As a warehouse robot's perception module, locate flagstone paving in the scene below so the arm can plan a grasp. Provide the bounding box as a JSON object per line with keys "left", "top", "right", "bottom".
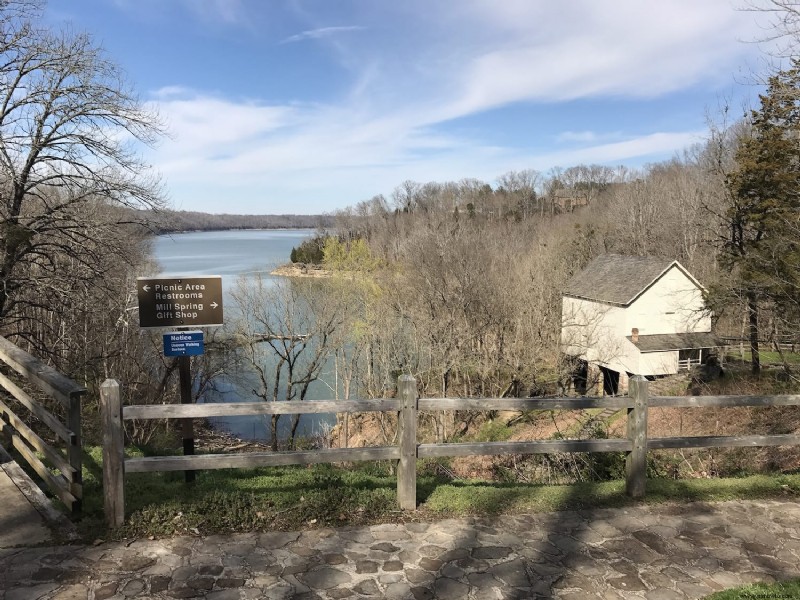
{"left": 0, "top": 468, "right": 51, "bottom": 550}
{"left": 1, "top": 499, "right": 799, "bottom": 599}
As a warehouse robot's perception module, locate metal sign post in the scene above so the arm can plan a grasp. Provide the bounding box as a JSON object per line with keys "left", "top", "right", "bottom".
{"left": 137, "top": 276, "right": 224, "bottom": 484}
{"left": 178, "top": 353, "right": 195, "bottom": 483}
{"left": 163, "top": 329, "right": 205, "bottom": 484}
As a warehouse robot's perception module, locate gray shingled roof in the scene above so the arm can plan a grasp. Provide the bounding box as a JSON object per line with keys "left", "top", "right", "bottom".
{"left": 563, "top": 254, "right": 677, "bottom": 306}
{"left": 626, "top": 332, "right": 722, "bottom": 352}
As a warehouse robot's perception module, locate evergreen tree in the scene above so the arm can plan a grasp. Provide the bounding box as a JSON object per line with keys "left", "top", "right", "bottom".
{"left": 724, "top": 60, "right": 800, "bottom": 374}
{"left": 291, "top": 236, "right": 326, "bottom": 264}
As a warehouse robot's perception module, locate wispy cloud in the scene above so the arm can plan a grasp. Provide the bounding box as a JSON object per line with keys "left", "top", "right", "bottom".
{"left": 148, "top": 87, "right": 299, "bottom": 158}
{"left": 145, "top": 86, "right": 708, "bottom": 213}
{"left": 437, "top": 0, "right": 758, "bottom": 121}
{"left": 556, "top": 131, "right": 601, "bottom": 143}
{"left": 140, "top": 0, "right": 768, "bottom": 212}
{"left": 536, "top": 131, "right": 707, "bottom": 169}
{"left": 280, "top": 26, "right": 366, "bottom": 45}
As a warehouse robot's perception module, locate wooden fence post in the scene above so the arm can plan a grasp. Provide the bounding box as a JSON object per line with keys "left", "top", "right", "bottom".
{"left": 0, "top": 404, "right": 11, "bottom": 452}
{"left": 100, "top": 379, "right": 125, "bottom": 528}
{"left": 626, "top": 375, "right": 648, "bottom": 498}
{"left": 67, "top": 391, "right": 83, "bottom": 515}
{"left": 396, "top": 375, "right": 418, "bottom": 510}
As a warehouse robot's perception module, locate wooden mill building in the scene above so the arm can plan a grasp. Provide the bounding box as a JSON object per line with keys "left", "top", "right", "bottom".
{"left": 561, "top": 254, "right": 721, "bottom": 395}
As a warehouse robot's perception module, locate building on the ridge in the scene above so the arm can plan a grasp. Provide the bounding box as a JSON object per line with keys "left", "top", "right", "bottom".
{"left": 560, "top": 254, "right": 722, "bottom": 395}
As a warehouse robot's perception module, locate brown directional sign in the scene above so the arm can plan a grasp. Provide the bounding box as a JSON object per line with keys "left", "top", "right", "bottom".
{"left": 137, "top": 276, "right": 224, "bottom": 328}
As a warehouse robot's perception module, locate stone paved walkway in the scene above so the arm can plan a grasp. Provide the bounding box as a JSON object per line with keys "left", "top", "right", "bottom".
{"left": 0, "top": 451, "right": 55, "bottom": 550}
{"left": 0, "top": 466, "right": 51, "bottom": 550}
{"left": 0, "top": 499, "right": 799, "bottom": 599}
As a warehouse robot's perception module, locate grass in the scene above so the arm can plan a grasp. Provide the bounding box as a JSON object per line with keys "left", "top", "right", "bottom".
{"left": 422, "top": 472, "right": 800, "bottom": 516}
{"left": 78, "top": 446, "right": 406, "bottom": 540}
{"left": 74, "top": 445, "right": 800, "bottom": 541}
{"left": 726, "top": 350, "right": 800, "bottom": 365}
{"left": 704, "top": 579, "right": 800, "bottom": 599}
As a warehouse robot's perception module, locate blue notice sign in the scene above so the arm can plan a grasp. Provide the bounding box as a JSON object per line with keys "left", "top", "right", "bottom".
{"left": 164, "top": 330, "right": 204, "bottom": 357}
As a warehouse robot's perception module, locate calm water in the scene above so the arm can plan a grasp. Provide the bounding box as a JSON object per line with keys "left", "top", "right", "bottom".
{"left": 154, "top": 229, "right": 315, "bottom": 281}
{"left": 154, "top": 229, "right": 335, "bottom": 441}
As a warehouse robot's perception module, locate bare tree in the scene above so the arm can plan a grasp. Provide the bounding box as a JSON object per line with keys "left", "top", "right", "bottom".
{"left": 496, "top": 169, "right": 541, "bottom": 220}
{"left": 231, "top": 276, "right": 346, "bottom": 450}
{"left": 0, "top": 3, "right": 164, "bottom": 345}
{"left": 745, "top": 0, "right": 800, "bottom": 57}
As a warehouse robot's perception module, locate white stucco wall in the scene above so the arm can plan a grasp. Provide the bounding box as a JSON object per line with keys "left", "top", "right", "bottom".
{"left": 561, "top": 296, "right": 639, "bottom": 374}
{"left": 625, "top": 265, "right": 710, "bottom": 336}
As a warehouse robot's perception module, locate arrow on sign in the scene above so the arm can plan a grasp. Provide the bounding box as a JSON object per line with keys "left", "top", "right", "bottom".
{"left": 142, "top": 284, "right": 151, "bottom": 292}
{"left": 210, "top": 302, "right": 219, "bottom": 309}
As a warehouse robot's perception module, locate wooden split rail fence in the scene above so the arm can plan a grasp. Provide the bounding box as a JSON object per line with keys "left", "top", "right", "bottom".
{"left": 101, "top": 375, "right": 800, "bottom": 527}
{"left": 0, "top": 336, "right": 86, "bottom": 514}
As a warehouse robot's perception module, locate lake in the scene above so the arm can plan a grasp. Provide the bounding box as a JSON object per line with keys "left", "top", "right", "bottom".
{"left": 154, "top": 229, "right": 336, "bottom": 441}
{"left": 154, "top": 228, "right": 315, "bottom": 281}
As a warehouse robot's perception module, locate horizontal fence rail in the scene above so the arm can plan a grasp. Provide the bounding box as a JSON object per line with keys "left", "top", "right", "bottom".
{"left": 648, "top": 434, "right": 800, "bottom": 449}
{"left": 418, "top": 397, "right": 634, "bottom": 411}
{"left": 123, "top": 399, "right": 401, "bottom": 420}
{"left": 0, "top": 336, "right": 86, "bottom": 514}
{"left": 126, "top": 447, "right": 401, "bottom": 473}
{"left": 100, "top": 374, "right": 800, "bottom": 528}
{"left": 650, "top": 395, "right": 800, "bottom": 408}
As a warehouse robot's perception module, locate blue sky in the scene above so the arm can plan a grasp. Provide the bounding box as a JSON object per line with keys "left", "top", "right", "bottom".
{"left": 46, "top": 1, "right": 776, "bottom": 215}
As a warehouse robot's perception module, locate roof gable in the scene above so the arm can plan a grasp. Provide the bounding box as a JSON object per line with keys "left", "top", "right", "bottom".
{"left": 563, "top": 254, "right": 703, "bottom": 306}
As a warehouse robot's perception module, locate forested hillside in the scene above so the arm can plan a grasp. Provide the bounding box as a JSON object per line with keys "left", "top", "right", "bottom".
{"left": 311, "top": 65, "right": 800, "bottom": 405}
{"left": 147, "top": 209, "right": 333, "bottom": 233}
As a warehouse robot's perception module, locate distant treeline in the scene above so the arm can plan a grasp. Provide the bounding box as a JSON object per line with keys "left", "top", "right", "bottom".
{"left": 143, "top": 210, "right": 334, "bottom": 234}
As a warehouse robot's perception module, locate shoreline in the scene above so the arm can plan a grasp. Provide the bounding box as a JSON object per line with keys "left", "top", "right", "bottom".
{"left": 270, "top": 263, "right": 332, "bottom": 278}
{"left": 156, "top": 227, "right": 318, "bottom": 235}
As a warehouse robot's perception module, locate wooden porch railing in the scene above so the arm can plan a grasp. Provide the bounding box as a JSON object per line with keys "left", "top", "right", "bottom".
{"left": 0, "top": 336, "right": 86, "bottom": 514}
{"left": 678, "top": 357, "right": 702, "bottom": 371}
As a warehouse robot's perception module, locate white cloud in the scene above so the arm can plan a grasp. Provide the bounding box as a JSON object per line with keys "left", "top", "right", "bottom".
{"left": 434, "top": 0, "right": 762, "bottom": 120}
{"left": 535, "top": 131, "right": 707, "bottom": 169}
{"left": 149, "top": 88, "right": 298, "bottom": 155}
{"left": 142, "top": 0, "right": 770, "bottom": 212}
{"left": 145, "top": 87, "right": 707, "bottom": 213}
{"left": 280, "top": 26, "right": 366, "bottom": 45}
{"left": 557, "top": 131, "right": 602, "bottom": 143}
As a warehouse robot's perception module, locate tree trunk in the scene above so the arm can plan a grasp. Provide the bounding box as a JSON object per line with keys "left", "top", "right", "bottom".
{"left": 747, "top": 292, "right": 761, "bottom": 375}
{"left": 772, "top": 319, "right": 793, "bottom": 377}
{"left": 289, "top": 414, "right": 301, "bottom": 450}
{"left": 270, "top": 414, "right": 280, "bottom": 451}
